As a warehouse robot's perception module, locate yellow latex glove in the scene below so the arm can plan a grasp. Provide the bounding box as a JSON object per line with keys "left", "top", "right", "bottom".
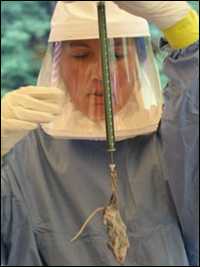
{"left": 114, "top": 1, "right": 199, "bottom": 49}
{"left": 1, "top": 86, "right": 65, "bottom": 157}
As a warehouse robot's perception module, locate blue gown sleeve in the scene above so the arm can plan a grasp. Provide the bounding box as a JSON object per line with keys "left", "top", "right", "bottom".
{"left": 1, "top": 159, "right": 42, "bottom": 266}
{"left": 160, "top": 40, "right": 199, "bottom": 266}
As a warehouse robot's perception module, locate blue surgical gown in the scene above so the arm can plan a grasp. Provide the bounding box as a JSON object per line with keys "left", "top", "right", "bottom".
{"left": 1, "top": 41, "right": 199, "bottom": 266}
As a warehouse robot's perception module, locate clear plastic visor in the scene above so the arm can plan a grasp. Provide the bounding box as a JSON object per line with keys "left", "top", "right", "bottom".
{"left": 39, "top": 37, "right": 163, "bottom": 140}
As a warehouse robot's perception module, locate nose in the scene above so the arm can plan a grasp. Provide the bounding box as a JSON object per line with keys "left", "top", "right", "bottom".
{"left": 92, "top": 56, "right": 103, "bottom": 80}
{"left": 91, "top": 57, "right": 104, "bottom": 94}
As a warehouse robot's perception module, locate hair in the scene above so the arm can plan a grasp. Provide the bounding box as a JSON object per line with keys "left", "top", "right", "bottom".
{"left": 51, "top": 41, "right": 62, "bottom": 86}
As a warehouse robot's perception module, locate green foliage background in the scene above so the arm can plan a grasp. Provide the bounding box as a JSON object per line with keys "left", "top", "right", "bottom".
{"left": 1, "top": 1, "right": 199, "bottom": 97}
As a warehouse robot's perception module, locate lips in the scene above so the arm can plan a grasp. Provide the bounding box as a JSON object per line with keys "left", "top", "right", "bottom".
{"left": 94, "top": 95, "right": 104, "bottom": 105}
{"left": 89, "top": 94, "right": 104, "bottom": 105}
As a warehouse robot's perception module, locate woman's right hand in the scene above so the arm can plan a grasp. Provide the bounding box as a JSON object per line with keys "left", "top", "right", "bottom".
{"left": 1, "top": 86, "right": 65, "bottom": 156}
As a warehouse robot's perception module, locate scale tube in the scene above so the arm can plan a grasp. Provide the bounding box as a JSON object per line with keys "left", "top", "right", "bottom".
{"left": 71, "top": 3, "right": 130, "bottom": 264}
{"left": 97, "top": 1, "right": 116, "bottom": 157}
{"left": 97, "top": 1, "right": 130, "bottom": 264}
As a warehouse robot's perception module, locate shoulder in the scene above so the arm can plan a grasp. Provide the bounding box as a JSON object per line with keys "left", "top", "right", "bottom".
{"left": 1, "top": 128, "right": 43, "bottom": 198}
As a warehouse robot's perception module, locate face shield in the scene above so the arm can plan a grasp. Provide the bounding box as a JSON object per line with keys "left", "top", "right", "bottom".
{"left": 38, "top": 1, "right": 163, "bottom": 141}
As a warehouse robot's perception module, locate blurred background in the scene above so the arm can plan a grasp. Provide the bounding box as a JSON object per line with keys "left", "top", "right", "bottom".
{"left": 1, "top": 1, "right": 199, "bottom": 98}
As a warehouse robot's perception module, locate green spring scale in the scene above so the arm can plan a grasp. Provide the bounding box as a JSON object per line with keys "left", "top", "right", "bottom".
{"left": 71, "top": 2, "right": 130, "bottom": 264}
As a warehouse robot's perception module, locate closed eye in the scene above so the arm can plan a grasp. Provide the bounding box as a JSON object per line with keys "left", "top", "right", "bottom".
{"left": 70, "top": 49, "right": 90, "bottom": 59}
{"left": 72, "top": 53, "right": 90, "bottom": 58}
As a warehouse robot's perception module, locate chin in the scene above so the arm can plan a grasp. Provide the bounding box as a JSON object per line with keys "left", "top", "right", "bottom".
{"left": 88, "top": 114, "right": 105, "bottom": 122}
{"left": 85, "top": 106, "right": 106, "bottom": 122}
